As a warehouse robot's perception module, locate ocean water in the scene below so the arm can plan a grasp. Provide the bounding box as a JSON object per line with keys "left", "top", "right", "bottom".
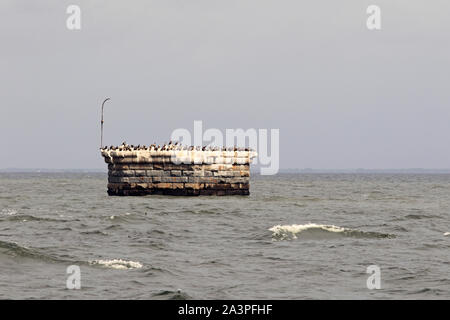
{"left": 0, "top": 172, "right": 449, "bottom": 299}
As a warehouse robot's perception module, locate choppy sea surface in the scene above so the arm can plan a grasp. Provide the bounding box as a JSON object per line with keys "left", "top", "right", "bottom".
{"left": 0, "top": 173, "right": 449, "bottom": 299}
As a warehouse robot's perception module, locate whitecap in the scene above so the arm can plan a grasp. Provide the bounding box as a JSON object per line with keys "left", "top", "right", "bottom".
{"left": 90, "top": 259, "right": 143, "bottom": 270}
{"left": 444, "top": 232, "right": 450, "bottom": 236}
{"left": 1, "top": 209, "right": 17, "bottom": 216}
{"left": 269, "top": 223, "right": 345, "bottom": 240}
{"left": 269, "top": 223, "right": 393, "bottom": 240}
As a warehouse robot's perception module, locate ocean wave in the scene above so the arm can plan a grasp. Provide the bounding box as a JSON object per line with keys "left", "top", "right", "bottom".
{"left": 89, "top": 259, "right": 143, "bottom": 270}
{"left": 184, "top": 209, "right": 220, "bottom": 215}
{"left": 1, "top": 214, "right": 69, "bottom": 223}
{"left": 269, "top": 223, "right": 395, "bottom": 241}
{"left": 405, "top": 214, "right": 440, "bottom": 220}
{"left": 152, "top": 289, "right": 192, "bottom": 300}
{"left": 80, "top": 229, "right": 108, "bottom": 236}
{"left": 444, "top": 232, "right": 450, "bottom": 236}
{"left": 0, "top": 240, "right": 144, "bottom": 271}
{"left": 106, "top": 213, "right": 140, "bottom": 222}
{"left": 0, "top": 239, "right": 68, "bottom": 263}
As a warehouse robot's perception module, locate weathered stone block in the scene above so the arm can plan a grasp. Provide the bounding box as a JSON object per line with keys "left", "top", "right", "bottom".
{"left": 147, "top": 170, "right": 163, "bottom": 176}
{"left": 171, "top": 170, "right": 181, "bottom": 176}
{"left": 240, "top": 170, "right": 250, "bottom": 177}
{"left": 216, "top": 177, "right": 243, "bottom": 184}
{"left": 161, "top": 176, "right": 188, "bottom": 183}
{"left": 136, "top": 183, "right": 149, "bottom": 189}
{"left": 150, "top": 176, "right": 161, "bottom": 182}
{"left": 184, "top": 183, "right": 203, "bottom": 189}
{"left": 215, "top": 183, "right": 231, "bottom": 189}
{"left": 154, "top": 183, "right": 172, "bottom": 189}
{"left": 188, "top": 177, "right": 202, "bottom": 183}
{"left": 128, "top": 177, "right": 151, "bottom": 183}
{"left": 112, "top": 164, "right": 129, "bottom": 170}
{"left": 235, "top": 158, "right": 249, "bottom": 164}
{"left": 109, "top": 176, "right": 129, "bottom": 183}
{"left": 107, "top": 183, "right": 121, "bottom": 189}
{"left": 134, "top": 170, "right": 147, "bottom": 177}
{"left": 214, "top": 171, "right": 239, "bottom": 177}
{"left": 129, "top": 164, "right": 153, "bottom": 170}
{"left": 200, "top": 177, "right": 219, "bottom": 184}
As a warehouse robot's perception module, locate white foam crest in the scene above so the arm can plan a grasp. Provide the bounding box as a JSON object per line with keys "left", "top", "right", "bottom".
{"left": 269, "top": 223, "right": 347, "bottom": 240}
{"left": 90, "top": 259, "right": 143, "bottom": 270}
{"left": 444, "top": 232, "right": 450, "bottom": 236}
{"left": 1, "top": 209, "right": 18, "bottom": 216}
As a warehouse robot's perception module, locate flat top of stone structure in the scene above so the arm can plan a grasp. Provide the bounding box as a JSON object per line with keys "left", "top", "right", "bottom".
{"left": 101, "top": 142, "right": 257, "bottom": 165}
{"left": 101, "top": 148, "right": 257, "bottom": 165}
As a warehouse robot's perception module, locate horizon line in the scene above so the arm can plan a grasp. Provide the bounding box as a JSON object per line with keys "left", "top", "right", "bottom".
{"left": 2, "top": 168, "right": 450, "bottom": 173}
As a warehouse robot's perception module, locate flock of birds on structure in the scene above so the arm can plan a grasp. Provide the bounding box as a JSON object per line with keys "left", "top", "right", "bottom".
{"left": 101, "top": 141, "right": 253, "bottom": 152}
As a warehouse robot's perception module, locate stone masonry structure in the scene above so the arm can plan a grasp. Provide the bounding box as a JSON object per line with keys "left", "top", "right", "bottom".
{"left": 101, "top": 149, "right": 257, "bottom": 196}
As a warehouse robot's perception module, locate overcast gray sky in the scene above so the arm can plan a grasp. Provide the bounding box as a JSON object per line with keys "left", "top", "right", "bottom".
{"left": 1, "top": 0, "right": 449, "bottom": 169}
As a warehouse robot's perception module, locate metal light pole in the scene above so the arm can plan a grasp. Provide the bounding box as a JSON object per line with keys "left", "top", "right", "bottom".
{"left": 100, "top": 98, "right": 110, "bottom": 149}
